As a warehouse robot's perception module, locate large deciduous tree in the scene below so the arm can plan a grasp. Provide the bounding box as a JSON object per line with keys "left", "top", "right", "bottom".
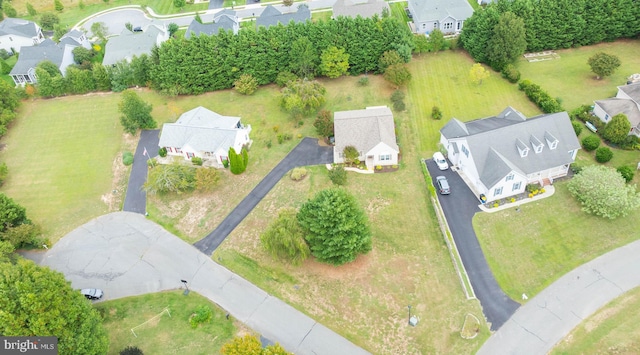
{"left": 319, "top": 46, "right": 350, "bottom": 79}
{"left": 383, "top": 64, "right": 411, "bottom": 88}
{"left": 487, "top": 12, "right": 527, "bottom": 70}
{"left": 0, "top": 193, "right": 29, "bottom": 233}
{"left": 567, "top": 165, "right": 640, "bottom": 219}
{"left": 280, "top": 79, "right": 326, "bottom": 117}
{"left": 297, "top": 188, "right": 372, "bottom": 265}
{"left": 602, "top": 113, "right": 631, "bottom": 144}
{"left": 0, "top": 79, "right": 20, "bottom": 137}
{"left": 428, "top": 29, "right": 446, "bottom": 52}
{"left": 118, "top": 89, "right": 156, "bottom": 134}
{"left": 260, "top": 208, "right": 310, "bottom": 265}
{"left": 588, "top": 52, "right": 621, "bottom": 79}
{"left": 0, "top": 258, "right": 109, "bottom": 354}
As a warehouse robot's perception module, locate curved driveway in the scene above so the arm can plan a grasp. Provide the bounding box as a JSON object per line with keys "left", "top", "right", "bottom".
{"left": 426, "top": 159, "right": 520, "bottom": 330}
{"left": 41, "top": 212, "right": 369, "bottom": 355}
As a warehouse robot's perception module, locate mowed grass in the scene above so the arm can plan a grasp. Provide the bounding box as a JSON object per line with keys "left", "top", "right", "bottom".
{"left": 0, "top": 94, "right": 125, "bottom": 243}
{"left": 473, "top": 182, "right": 640, "bottom": 301}
{"left": 407, "top": 50, "right": 541, "bottom": 154}
{"left": 552, "top": 286, "right": 640, "bottom": 354}
{"left": 516, "top": 39, "right": 640, "bottom": 110}
{"left": 95, "top": 290, "right": 236, "bottom": 355}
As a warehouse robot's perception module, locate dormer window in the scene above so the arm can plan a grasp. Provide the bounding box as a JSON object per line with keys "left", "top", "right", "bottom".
{"left": 544, "top": 131, "right": 558, "bottom": 150}
{"left": 506, "top": 173, "right": 514, "bottom": 181}
{"left": 530, "top": 135, "right": 543, "bottom": 154}
{"left": 516, "top": 139, "right": 529, "bottom": 157}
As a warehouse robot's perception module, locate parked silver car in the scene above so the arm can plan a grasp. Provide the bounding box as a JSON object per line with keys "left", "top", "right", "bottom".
{"left": 436, "top": 176, "right": 450, "bottom": 195}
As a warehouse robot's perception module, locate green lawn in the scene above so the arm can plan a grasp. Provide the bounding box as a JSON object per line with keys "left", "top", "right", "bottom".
{"left": 552, "top": 286, "right": 640, "bottom": 354}
{"left": 406, "top": 51, "right": 541, "bottom": 154}
{"left": 95, "top": 290, "right": 237, "bottom": 355}
{"left": 516, "top": 39, "right": 640, "bottom": 110}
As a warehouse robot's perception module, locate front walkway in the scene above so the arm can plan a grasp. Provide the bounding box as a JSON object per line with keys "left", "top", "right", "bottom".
{"left": 40, "top": 212, "right": 370, "bottom": 355}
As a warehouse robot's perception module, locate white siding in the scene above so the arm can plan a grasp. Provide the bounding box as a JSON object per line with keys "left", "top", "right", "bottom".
{"left": 488, "top": 171, "right": 527, "bottom": 200}
{"left": 593, "top": 103, "right": 610, "bottom": 123}
{"left": 367, "top": 142, "right": 398, "bottom": 168}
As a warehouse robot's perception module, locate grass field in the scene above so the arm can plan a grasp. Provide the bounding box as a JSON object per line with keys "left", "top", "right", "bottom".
{"left": 552, "top": 286, "right": 640, "bottom": 354}
{"left": 95, "top": 290, "right": 237, "bottom": 355}
{"left": 516, "top": 39, "right": 640, "bottom": 110}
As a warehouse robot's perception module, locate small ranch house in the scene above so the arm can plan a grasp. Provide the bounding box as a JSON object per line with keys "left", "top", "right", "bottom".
{"left": 593, "top": 82, "right": 640, "bottom": 137}
{"left": 407, "top": 0, "right": 473, "bottom": 35}
{"left": 0, "top": 18, "right": 44, "bottom": 53}
{"left": 158, "top": 106, "right": 252, "bottom": 167}
{"left": 334, "top": 106, "right": 399, "bottom": 170}
{"left": 440, "top": 107, "right": 580, "bottom": 202}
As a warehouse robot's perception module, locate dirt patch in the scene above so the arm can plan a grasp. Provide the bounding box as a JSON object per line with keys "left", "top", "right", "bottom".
{"left": 584, "top": 294, "right": 633, "bottom": 332}
{"left": 304, "top": 249, "right": 375, "bottom": 281}
{"left": 0, "top": 143, "right": 5, "bottom": 151}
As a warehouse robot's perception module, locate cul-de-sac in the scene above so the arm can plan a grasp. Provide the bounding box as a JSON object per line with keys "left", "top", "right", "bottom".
{"left": 1, "top": 0, "right": 639, "bottom": 353}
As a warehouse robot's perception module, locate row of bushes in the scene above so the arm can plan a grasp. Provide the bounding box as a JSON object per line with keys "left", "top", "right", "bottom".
{"left": 518, "top": 80, "right": 563, "bottom": 113}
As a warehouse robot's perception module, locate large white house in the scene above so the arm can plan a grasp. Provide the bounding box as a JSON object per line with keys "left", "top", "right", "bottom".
{"left": 158, "top": 106, "right": 252, "bottom": 167}
{"left": 0, "top": 18, "right": 44, "bottom": 53}
{"left": 439, "top": 107, "right": 580, "bottom": 202}
{"left": 333, "top": 106, "right": 399, "bottom": 170}
{"left": 593, "top": 82, "right": 640, "bottom": 137}
{"left": 407, "top": 0, "right": 473, "bottom": 35}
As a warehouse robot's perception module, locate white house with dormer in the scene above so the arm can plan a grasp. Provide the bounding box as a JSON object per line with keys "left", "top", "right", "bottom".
{"left": 0, "top": 18, "right": 44, "bottom": 53}
{"left": 593, "top": 82, "right": 640, "bottom": 137}
{"left": 439, "top": 107, "right": 580, "bottom": 202}
{"left": 158, "top": 106, "right": 252, "bottom": 167}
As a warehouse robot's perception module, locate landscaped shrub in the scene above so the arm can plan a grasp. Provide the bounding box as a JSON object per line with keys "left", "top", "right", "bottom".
{"left": 518, "top": 80, "right": 563, "bottom": 113}
{"left": 158, "top": 147, "right": 167, "bottom": 157}
{"left": 314, "top": 110, "right": 334, "bottom": 137}
{"left": 392, "top": 100, "right": 406, "bottom": 111}
{"left": 501, "top": 64, "right": 520, "bottom": 83}
{"left": 571, "top": 120, "right": 583, "bottom": 137}
{"left": 431, "top": 106, "right": 443, "bottom": 120}
{"left": 617, "top": 165, "right": 635, "bottom": 183}
{"left": 570, "top": 105, "right": 594, "bottom": 122}
{"left": 390, "top": 90, "right": 406, "bottom": 112}
{"left": 191, "top": 157, "right": 203, "bottom": 166}
{"left": 357, "top": 76, "right": 369, "bottom": 86}
{"left": 328, "top": 165, "right": 347, "bottom": 185}
{"left": 122, "top": 151, "right": 134, "bottom": 166}
{"left": 189, "top": 305, "right": 212, "bottom": 329}
{"left": 0, "top": 162, "right": 7, "bottom": 187}
{"left": 275, "top": 71, "right": 297, "bottom": 87}
{"left": 222, "top": 158, "right": 229, "bottom": 168}
{"left": 581, "top": 135, "right": 601, "bottom": 151}
{"left": 570, "top": 162, "right": 584, "bottom": 175}
{"left": 595, "top": 147, "right": 613, "bottom": 163}
{"left": 290, "top": 167, "right": 307, "bottom": 181}
{"left": 233, "top": 73, "right": 258, "bottom": 95}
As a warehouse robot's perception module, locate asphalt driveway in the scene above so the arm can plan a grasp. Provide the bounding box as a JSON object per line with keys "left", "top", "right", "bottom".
{"left": 194, "top": 137, "right": 333, "bottom": 255}
{"left": 426, "top": 159, "right": 520, "bottom": 330}
{"left": 123, "top": 129, "right": 159, "bottom": 214}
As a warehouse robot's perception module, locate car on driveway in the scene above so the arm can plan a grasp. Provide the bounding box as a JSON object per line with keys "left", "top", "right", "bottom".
{"left": 80, "top": 288, "right": 103, "bottom": 300}
{"left": 433, "top": 152, "right": 449, "bottom": 170}
{"left": 436, "top": 176, "right": 450, "bottom": 195}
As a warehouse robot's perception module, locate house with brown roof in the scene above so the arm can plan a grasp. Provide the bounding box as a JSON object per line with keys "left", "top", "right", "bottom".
{"left": 593, "top": 82, "right": 640, "bottom": 137}
{"left": 333, "top": 106, "right": 399, "bottom": 170}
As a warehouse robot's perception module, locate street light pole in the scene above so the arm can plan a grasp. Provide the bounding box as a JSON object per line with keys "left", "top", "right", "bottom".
{"left": 181, "top": 279, "right": 189, "bottom": 296}
{"left": 408, "top": 305, "right": 412, "bottom": 325}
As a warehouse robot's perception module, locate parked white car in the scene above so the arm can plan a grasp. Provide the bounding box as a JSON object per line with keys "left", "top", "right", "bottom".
{"left": 433, "top": 152, "right": 449, "bottom": 170}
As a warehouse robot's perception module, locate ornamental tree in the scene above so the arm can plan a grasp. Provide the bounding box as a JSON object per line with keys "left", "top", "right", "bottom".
{"left": 567, "top": 165, "right": 640, "bottom": 219}
{"left": 0, "top": 193, "right": 29, "bottom": 233}
{"left": 297, "top": 188, "right": 372, "bottom": 265}
{"left": 280, "top": 79, "right": 326, "bottom": 117}
{"left": 118, "top": 89, "right": 156, "bottom": 134}
{"left": 588, "top": 52, "right": 621, "bottom": 80}
{"left": 313, "top": 109, "right": 333, "bottom": 137}
{"left": 0, "top": 258, "right": 109, "bottom": 354}
{"left": 469, "top": 63, "right": 489, "bottom": 85}
{"left": 260, "top": 208, "right": 310, "bottom": 265}
{"left": 383, "top": 64, "right": 411, "bottom": 88}
{"left": 320, "top": 46, "right": 350, "bottom": 79}
{"left": 602, "top": 113, "right": 631, "bottom": 144}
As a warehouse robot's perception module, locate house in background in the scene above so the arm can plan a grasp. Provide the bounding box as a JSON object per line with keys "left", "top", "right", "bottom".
{"left": 332, "top": 0, "right": 390, "bottom": 19}
{"left": 0, "top": 18, "right": 44, "bottom": 53}
{"left": 59, "top": 29, "right": 92, "bottom": 49}
{"left": 439, "top": 107, "right": 580, "bottom": 202}
{"left": 333, "top": 106, "right": 399, "bottom": 170}
{"left": 186, "top": 9, "right": 240, "bottom": 38}
{"left": 158, "top": 106, "right": 252, "bottom": 167}
{"left": 407, "top": 0, "right": 473, "bottom": 35}
{"left": 102, "top": 22, "right": 169, "bottom": 66}
{"left": 256, "top": 4, "right": 311, "bottom": 28}
{"left": 9, "top": 39, "right": 76, "bottom": 86}
{"left": 593, "top": 82, "right": 640, "bottom": 137}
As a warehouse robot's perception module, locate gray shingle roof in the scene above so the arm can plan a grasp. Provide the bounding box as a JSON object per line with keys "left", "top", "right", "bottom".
{"left": 102, "top": 24, "right": 167, "bottom": 66}
{"left": 333, "top": 0, "right": 390, "bottom": 19}
{"left": 596, "top": 98, "right": 640, "bottom": 127}
{"left": 256, "top": 4, "right": 311, "bottom": 28}
{"left": 441, "top": 109, "right": 580, "bottom": 189}
{"left": 334, "top": 106, "right": 399, "bottom": 155}
{"left": 9, "top": 39, "right": 66, "bottom": 76}
{"left": 0, "top": 18, "right": 40, "bottom": 38}
{"left": 408, "top": 0, "right": 473, "bottom": 22}
{"left": 158, "top": 107, "right": 243, "bottom": 153}
{"left": 186, "top": 10, "right": 238, "bottom": 38}
{"left": 619, "top": 82, "right": 640, "bottom": 103}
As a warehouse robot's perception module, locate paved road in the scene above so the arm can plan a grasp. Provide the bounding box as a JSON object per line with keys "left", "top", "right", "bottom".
{"left": 194, "top": 137, "right": 333, "bottom": 255}
{"left": 38, "top": 212, "right": 369, "bottom": 355}
{"left": 478, "top": 238, "right": 640, "bottom": 354}
{"left": 426, "top": 159, "right": 520, "bottom": 330}
{"left": 122, "top": 129, "right": 159, "bottom": 214}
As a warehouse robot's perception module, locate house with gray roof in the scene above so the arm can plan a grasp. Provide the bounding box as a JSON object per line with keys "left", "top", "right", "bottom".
{"left": 9, "top": 39, "right": 76, "bottom": 86}
{"left": 0, "top": 18, "right": 44, "bottom": 53}
{"left": 332, "top": 0, "right": 390, "bottom": 19}
{"left": 102, "top": 22, "right": 169, "bottom": 66}
{"left": 186, "top": 9, "right": 239, "bottom": 38}
{"left": 334, "top": 106, "right": 399, "bottom": 170}
{"left": 593, "top": 82, "right": 640, "bottom": 137}
{"left": 256, "top": 4, "right": 311, "bottom": 29}
{"left": 440, "top": 107, "right": 580, "bottom": 202}
{"left": 158, "top": 106, "right": 252, "bottom": 167}
{"left": 407, "top": 0, "right": 474, "bottom": 35}
{"left": 59, "top": 29, "right": 91, "bottom": 49}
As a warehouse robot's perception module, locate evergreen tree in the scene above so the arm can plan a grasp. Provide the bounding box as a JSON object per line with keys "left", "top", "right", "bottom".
{"left": 487, "top": 12, "right": 527, "bottom": 70}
